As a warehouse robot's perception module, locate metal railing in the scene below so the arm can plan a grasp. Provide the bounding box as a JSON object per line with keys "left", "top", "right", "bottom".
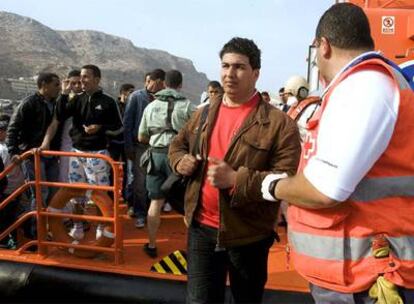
{"left": 0, "top": 148, "right": 126, "bottom": 265}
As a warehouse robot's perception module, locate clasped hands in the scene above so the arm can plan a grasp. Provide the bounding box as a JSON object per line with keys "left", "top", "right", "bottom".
{"left": 176, "top": 154, "right": 236, "bottom": 189}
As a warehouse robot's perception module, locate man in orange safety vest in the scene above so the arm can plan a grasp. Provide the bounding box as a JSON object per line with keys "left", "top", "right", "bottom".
{"left": 262, "top": 3, "right": 414, "bottom": 303}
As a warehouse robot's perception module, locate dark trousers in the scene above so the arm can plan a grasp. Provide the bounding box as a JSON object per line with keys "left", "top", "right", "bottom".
{"left": 108, "top": 142, "right": 128, "bottom": 200}
{"left": 187, "top": 221, "right": 274, "bottom": 304}
{"left": 0, "top": 194, "right": 17, "bottom": 246}
{"left": 125, "top": 143, "right": 149, "bottom": 218}
{"left": 311, "top": 283, "right": 414, "bottom": 304}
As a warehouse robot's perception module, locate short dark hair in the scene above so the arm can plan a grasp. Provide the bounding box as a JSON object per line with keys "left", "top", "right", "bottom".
{"left": 279, "top": 87, "right": 285, "bottom": 94}
{"left": 316, "top": 3, "right": 374, "bottom": 50}
{"left": 120, "top": 83, "right": 135, "bottom": 94}
{"left": 37, "top": 72, "right": 59, "bottom": 89}
{"left": 81, "top": 64, "right": 101, "bottom": 78}
{"left": 165, "top": 70, "right": 182, "bottom": 89}
{"left": 149, "top": 69, "right": 166, "bottom": 81}
{"left": 68, "top": 69, "right": 81, "bottom": 78}
{"left": 219, "top": 37, "right": 261, "bottom": 70}
{"left": 208, "top": 81, "right": 222, "bottom": 89}
{"left": 261, "top": 91, "right": 270, "bottom": 97}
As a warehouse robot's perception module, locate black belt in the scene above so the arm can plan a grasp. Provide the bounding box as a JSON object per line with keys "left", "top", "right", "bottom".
{"left": 151, "top": 146, "right": 169, "bottom": 153}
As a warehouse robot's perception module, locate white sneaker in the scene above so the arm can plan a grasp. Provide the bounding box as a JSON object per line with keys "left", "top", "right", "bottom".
{"left": 96, "top": 224, "right": 105, "bottom": 239}
{"left": 68, "top": 223, "right": 84, "bottom": 240}
{"left": 86, "top": 200, "right": 96, "bottom": 206}
{"left": 62, "top": 199, "right": 76, "bottom": 214}
{"left": 135, "top": 217, "right": 145, "bottom": 228}
{"left": 163, "top": 202, "right": 172, "bottom": 212}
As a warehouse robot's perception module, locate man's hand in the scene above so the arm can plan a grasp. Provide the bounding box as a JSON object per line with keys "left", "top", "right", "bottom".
{"left": 83, "top": 124, "right": 101, "bottom": 135}
{"left": 39, "top": 141, "right": 50, "bottom": 151}
{"left": 207, "top": 157, "right": 236, "bottom": 189}
{"left": 125, "top": 147, "right": 135, "bottom": 161}
{"left": 176, "top": 154, "right": 200, "bottom": 176}
{"left": 11, "top": 155, "right": 22, "bottom": 165}
{"left": 39, "top": 135, "right": 52, "bottom": 151}
{"left": 138, "top": 134, "right": 149, "bottom": 144}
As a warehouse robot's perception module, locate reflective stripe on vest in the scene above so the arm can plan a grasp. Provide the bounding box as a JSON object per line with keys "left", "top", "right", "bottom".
{"left": 351, "top": 176, "right": 414, "bottom": 202}
{"left": 289, "top": 230, "right": 414, "bottom": 261}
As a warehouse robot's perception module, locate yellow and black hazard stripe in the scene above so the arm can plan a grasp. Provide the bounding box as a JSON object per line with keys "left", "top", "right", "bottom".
{"left": 151, "top": 250, "right": 187, "bottom": 275}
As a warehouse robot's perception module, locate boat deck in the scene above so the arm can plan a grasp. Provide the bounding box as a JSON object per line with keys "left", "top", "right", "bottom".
{"left": 0, "top": 212, "right": 309, "bottom": 296}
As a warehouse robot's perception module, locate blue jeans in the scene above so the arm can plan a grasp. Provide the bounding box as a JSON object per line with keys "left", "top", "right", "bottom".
{"left": 21, "top": 156, "right": 58, "bottom": 238}
{"left": 311, "top": 283, "right": 414, "bottom": 304}
{"left": 21, "top": 156, "right": 59, "bottom": 208}
{"left": 187, "top": 221, "right": 274, "bottom": 304}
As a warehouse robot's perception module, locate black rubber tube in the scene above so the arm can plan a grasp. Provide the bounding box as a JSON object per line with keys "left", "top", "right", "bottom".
{"left": 0, "top": 260, "right": 313, "bottom": 303}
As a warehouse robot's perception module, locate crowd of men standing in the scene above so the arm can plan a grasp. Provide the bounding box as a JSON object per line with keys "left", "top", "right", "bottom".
{"left": 0, "top": 64, "right": 196, "bottom": 252}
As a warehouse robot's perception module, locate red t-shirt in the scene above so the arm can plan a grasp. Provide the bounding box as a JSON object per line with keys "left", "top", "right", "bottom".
{"left": 196, "top": 93, "right": 260, "bottom": 228}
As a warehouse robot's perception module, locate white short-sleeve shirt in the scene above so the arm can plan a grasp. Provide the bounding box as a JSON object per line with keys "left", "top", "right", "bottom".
{"left": 304, "top": 57, "right": 399, "bottom": 202}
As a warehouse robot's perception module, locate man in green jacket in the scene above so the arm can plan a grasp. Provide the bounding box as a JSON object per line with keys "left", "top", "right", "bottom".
{"left": 138, "top": 69, "right": 195, "bottom": 258}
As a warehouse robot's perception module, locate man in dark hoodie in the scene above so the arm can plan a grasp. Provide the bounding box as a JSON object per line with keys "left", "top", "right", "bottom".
{"left": 138, "top": 69, "right": 195, "bottom": 258}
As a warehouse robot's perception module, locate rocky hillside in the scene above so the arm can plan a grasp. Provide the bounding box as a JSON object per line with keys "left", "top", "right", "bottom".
{"left": 0, "top": 11, "right": 209, "bottom": 102}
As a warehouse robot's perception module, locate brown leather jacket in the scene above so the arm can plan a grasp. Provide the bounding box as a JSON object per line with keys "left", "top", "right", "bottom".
{"left": 169, "top": 95, "right": 301, "bottom": 248}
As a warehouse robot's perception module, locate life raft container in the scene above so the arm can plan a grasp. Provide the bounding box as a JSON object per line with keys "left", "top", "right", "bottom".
{"left": 47, "top": 188, "right": 114, "bottom": 258}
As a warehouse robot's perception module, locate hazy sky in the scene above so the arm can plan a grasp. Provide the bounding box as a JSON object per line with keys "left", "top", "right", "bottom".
{"left": 0, "top": 0, "right": 333, "bottom": 93}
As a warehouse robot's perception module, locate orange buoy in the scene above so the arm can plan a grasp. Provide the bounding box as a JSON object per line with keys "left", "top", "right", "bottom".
{"left": 47, "top": 188, "right": 114, "bottom": 258}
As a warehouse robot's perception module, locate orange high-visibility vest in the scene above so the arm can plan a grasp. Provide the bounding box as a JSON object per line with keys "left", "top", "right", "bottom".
{"left": 288, "top": 58, "right": 414, "bottom": 293}
{"left": 287, "top": 96, "right": 321, "bottom": 122}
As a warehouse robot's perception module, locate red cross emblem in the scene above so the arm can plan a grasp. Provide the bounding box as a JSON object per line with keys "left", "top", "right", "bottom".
{"left": 303, "top": 134, "right": 316, "bottom": 159}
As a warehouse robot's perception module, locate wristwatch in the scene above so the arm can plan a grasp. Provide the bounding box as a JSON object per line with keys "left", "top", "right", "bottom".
{"left": 268, "top": 178, "right": 282, "bottom": 202}
{"left": 261, "top": 173, "right": 288, "bottom": 202}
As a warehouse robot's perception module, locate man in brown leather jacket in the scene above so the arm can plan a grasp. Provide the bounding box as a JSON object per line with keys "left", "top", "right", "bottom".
{"left": 169, "top": 37, "right": 301, "bottom": 304}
